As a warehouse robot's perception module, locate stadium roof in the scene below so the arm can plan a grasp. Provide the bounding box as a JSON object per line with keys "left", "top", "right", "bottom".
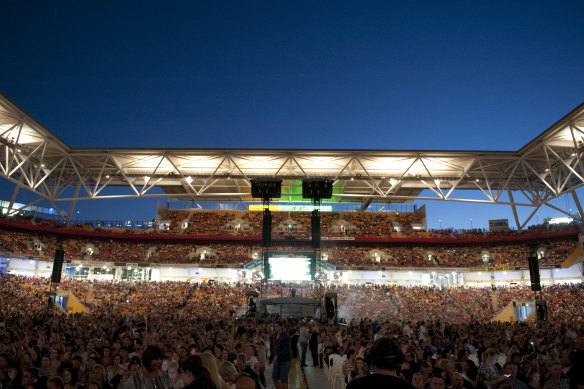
{"left": 1, "top": 92, "right": 584, "bottom": 228}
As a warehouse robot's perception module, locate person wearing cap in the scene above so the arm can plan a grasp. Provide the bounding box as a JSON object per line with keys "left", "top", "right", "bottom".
{"left": 347, "top": 338, "right": 413, "bottom": 389}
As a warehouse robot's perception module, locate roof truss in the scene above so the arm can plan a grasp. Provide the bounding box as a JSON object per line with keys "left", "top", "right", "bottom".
{"left": 1, "top": 92, "right": 584, "bottom": 227}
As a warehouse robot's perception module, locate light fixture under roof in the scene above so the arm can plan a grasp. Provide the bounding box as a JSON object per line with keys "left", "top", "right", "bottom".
{"left": 185, "top": 176, "right": 193, "bottom": 184}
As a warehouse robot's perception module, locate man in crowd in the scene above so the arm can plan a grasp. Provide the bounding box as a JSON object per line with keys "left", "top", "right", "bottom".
{"left": 299, "top": 320, "right": 309, "bottom": 367}
{"left": 269, "top": 322, "right": 291, "bottom": 389}
{"left": 347, "top": 337, "right": 412, "bottom": 389}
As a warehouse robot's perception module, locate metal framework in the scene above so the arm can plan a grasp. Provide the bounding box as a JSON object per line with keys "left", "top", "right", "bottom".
{"left": 1, "top": 92, "right": 584, "bottom": 229}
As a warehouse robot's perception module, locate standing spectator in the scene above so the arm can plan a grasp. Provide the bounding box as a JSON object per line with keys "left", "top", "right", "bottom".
{"left": 298, "top": 321, "right": 309, "bottom": 367}
{"left": 269, "top": 322, "right": 291, "bottom": 389}
{"left": 308, "top": 327, "right": 318, "bottom": 367}
{"left": 479, "top": 348, "right": 504, "bottom": 388}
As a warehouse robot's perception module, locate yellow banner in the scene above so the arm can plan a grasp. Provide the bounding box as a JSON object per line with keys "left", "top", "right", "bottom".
{"left": 469, "top": 267, "right": 515, "bottom": 272}
{"left": 249, "top": 204, "right": 279, "bottom": 211}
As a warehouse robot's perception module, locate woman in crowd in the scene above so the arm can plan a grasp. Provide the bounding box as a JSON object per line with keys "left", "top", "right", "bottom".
{"left": 101, "top": 347, "right": 113, "bottom": 369}
{"left": 63, "top": 368, "right": 80, "bottom": 389}
{"left": 526, "top": 368, "right": 541, "bottom": 389}
{"left": 179, "top": 355, "right": 217, "bottom": 389}
{"left": 123, "top": 346, "right": 171, "bottom": 389}
{"left": 349, "top": 357, "right": 368, "bottom": 383}
{"left": 198, "top": 351, "right": 229, "bottom": 389}
{"left": 166, "top": 360, "right": 182, "bottom": 389}
{"left": 106, "top": 354, "right": 123, "bottom": 382}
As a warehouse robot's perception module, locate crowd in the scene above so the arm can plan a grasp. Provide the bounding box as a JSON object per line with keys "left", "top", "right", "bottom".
{"left": 0, "top": 276, "right": 583, "bottom": 389}
{"left": 0, "top": 225, "right": 578, "bottom": 269}
{"left": 3, "top": 210, "right": 579, "bottom": 241}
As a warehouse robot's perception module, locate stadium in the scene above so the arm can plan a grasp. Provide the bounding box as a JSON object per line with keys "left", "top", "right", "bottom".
{"left": 1, "top": 89, "right": 584, "bottom": 389}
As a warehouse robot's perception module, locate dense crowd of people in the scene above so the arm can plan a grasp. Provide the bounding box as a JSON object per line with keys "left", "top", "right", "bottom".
{"left": 0, "top": 276, "right": 583, "bottom": 389}
{"left": 0, "top": 223, "right": 579, "bottom": 269}
{"left": 3, "top": 210, "right": 578, "bottom": 239}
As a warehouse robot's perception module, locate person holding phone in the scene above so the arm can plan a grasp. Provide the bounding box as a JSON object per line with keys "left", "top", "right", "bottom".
{"left": 503, "top": 362, "right": 528, "bottom": 389}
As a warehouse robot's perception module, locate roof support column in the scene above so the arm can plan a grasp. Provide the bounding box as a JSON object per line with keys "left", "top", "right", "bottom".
{"left": 507, "top": 189, "right": 522, "bottom": 231}
{"left": 66, "top": 184, "right": 81, "bottom": 224}
{"left": 571, "top": 191, "right": 584, "bottom": 221}
{"left": 7, "top": 185, "right": 20, "bottom": 215}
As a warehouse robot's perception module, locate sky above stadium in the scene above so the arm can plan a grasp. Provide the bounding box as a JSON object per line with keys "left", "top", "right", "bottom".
{"left": 1, "top": 1, "right": 584, "bottom": 229}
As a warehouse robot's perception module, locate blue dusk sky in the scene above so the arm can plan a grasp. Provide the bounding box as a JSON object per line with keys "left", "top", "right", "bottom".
{"left": 1, "top": 1, "right": 583, "bottom": 229}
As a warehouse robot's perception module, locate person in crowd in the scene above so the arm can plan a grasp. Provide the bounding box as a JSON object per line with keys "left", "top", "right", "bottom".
{"left": 269, "top": 322, "right": 291, "bottom": 389}
{"left": 479, "top": 348, "right": 506, "bottom": 388}
{"left": 62, "top": 368, "right": 79, "bottom": 389}
{"left": 412, "top": 372, "right": 425, "bottom": 389}
{"left": 349, "top": 357, "right": 368, "bottom": 383}
{"left": 217, "top": 361, "right": 238, "bottom": 389}
{"left": 526, "top": 368, "right": 541, "bottom": 389}
{"left": 342, "top": 349, "right": 356, "bottom": 384}
{"left": 430, "top": 374, "right": 447, "bottom": 389}
{"left": 347, "top": 338, "right": 412, "bottom": 389}
{"left": 298, "top": 321, "right": 309, "bottom": 367}
{"left": 179, "top": 355, "right": 217, "bottom": 389}
{"left": 166, "top": 361, "right": 181, "bottom": 389}
{"left": 234, "top": 374, "right": 255, "bottom": 389}
{"left": 308, "top": 326, "right": 319, "bottom": 367}
{"left": 124, "top": 346, "right": 170, "bottom": 389}
{"left": 543, "top": 362, "right": 570, "bottom": 389}
{"left": 47, "top": 377, "right": 64, "bottom": 389}
{"left": 198, "top": 351, "right": 229, "bottom": 389}
{"left": 90, "top": 364, "right": 110, "bottom": 389}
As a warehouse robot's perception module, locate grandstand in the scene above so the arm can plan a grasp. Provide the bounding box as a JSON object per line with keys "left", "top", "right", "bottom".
{"left": 0, "top": 92, "right": 583, "bottom": 287}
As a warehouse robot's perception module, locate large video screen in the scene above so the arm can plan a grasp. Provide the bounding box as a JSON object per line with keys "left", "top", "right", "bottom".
{"left": 268, "top": 256, "right": 312, "bottom": 281}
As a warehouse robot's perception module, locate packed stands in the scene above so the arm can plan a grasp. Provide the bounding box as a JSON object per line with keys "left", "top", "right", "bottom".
{"left": 0, "top": 214, "right": 579, "bottom": 268}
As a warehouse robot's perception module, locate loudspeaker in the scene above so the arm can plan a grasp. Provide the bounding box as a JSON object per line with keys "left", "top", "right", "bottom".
{"left": 51, "top": 248, "right": 65, "bottom": 283}
{"left": 251, "top": 180, "right": 282, "bottom": 200}
{"left": 311, "top": 211, "right": 321, "bottom": 249}
{"left": 262, "top": 209, "right": 272, "bottom": 247}
{"left": 324, "top": 292, "right": 337, "bottom": 319}
{"left": 325, "top": 296, "right": 335, "bottom": 318}
{"left": 528, "top": 256, "right": 541, "bottom": 291}
{"left": 302, "top": 179, "right": 334, "bottom": 200}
